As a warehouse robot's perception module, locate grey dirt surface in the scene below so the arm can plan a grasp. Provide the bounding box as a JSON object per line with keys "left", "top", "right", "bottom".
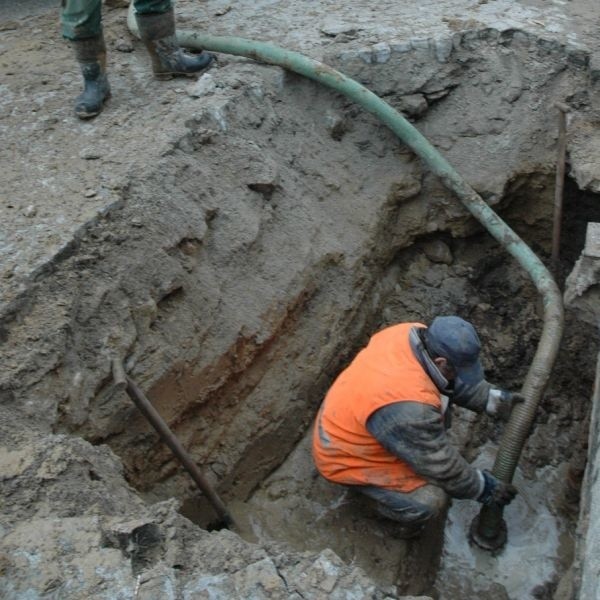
{"left": 1, "top": 0, "right": 600, "bottom": 309}
{"left": 1, "top": 0, "right": 600, "bottom": 599}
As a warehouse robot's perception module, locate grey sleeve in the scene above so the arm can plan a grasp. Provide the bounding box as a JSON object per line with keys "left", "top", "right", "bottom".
{"left": 366, "top": 401, "right": 484, "bottom": 499}
{"left": 452, "top": 379, "right": 492, "bottom": 413}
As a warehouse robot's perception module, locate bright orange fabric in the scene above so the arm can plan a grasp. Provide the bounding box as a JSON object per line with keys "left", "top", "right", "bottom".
{"left": 312, "top": 323, "right": 441, "bottom": 492}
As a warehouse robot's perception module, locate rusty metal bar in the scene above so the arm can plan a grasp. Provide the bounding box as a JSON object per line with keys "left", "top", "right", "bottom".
{"left": 552, "top": 101, "right": 569, "bottom": 275}
{"left": 111, "top": 358, "right": 127, "bottom": 390}
{"left": 111, "top": 359, "right": 235, "bottom": 529}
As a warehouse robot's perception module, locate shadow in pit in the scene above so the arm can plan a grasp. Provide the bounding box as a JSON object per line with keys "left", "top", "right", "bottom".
{"left": 218, "top": 427, "right": 446, "bottom": 596}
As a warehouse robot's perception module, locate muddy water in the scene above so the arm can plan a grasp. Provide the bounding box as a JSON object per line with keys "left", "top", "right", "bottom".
{"left": 229, "top": 433, "right": 574, "bottom": 598}
{"left": 434, "top": 445, "right": 573, "bottom": 599}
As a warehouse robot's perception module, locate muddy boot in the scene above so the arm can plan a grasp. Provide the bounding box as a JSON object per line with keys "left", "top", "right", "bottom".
{"left": 135, "top": 7, "right": 215, "bottom": 80}
{"left": 72, "top": 35, "right": 111, "bottom": 119}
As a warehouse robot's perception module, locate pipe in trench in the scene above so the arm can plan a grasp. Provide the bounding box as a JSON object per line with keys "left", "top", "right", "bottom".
{"left": 111, "top": 358, "right": 236, "bottom": 530}
{"left": 551, "top": 102, "right": 569, "bottom": 278}
{"left": 127, "top": 6, "right": 564, "bottom": 549}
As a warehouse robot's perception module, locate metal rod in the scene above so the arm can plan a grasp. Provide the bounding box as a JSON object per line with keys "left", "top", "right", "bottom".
{"left": 111, "top": 360, "right": 235, "bottom": 529}
{"left": 111, "top": 358, "right": 127, "bottom": 390}
{"left": 551, "top": 102, "right": 569, "bottom": 275}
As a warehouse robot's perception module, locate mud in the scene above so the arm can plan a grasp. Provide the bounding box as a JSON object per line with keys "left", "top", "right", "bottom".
{"left": 435, "top": 448, "right": 576, "bottom": 599}
{"left": 2, "top": 0, "right": 600, "bottom": 598}
{"left": 225, "top": 184, "right": 598, "bottom": 598}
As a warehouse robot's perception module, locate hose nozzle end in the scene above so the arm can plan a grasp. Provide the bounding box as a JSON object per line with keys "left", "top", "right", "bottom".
{"left": 469, "top": 513, "right": 507, "bottom": 552}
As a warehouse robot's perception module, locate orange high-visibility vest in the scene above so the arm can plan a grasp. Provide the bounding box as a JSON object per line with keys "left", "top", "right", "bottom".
{"left": 312, "top": 322, "right": 441, "bottom": 492}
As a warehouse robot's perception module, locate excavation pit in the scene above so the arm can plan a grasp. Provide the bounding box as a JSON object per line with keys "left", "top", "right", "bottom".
{"left": 2, "top": 3, "right": 600, "bottom": 598}
{"left": 110, "top": 175, "right": 599, "bottom": 598}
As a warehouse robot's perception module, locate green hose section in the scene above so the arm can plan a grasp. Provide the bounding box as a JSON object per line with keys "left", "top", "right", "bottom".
{"left": 128, "top": 5, "right": 564, "bottom": 544}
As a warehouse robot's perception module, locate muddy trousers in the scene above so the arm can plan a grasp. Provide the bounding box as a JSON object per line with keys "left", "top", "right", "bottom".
{"left": 358, "top": 483, "right": 447, "bottom": 526}
{"left": 61, "top": 0, "right": 172, "bottom": 40}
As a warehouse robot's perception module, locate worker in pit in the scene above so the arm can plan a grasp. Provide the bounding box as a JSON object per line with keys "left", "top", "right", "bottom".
{"left": 312, "top": 316, "right": 523, "bottom": 537}
{"left": 60, "top": 0, "right": 214, "bottom": 119}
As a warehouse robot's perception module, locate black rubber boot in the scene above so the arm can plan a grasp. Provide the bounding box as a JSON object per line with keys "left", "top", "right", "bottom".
{"left": 135, "top": 7, "right": 215, "bottom": 80}
{"left": 72, "top": 35, "right": 111, "bottom": 119}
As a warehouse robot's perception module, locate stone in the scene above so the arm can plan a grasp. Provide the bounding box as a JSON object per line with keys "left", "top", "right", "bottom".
{"left": 434, "top": 36, "right": 453, "bottom": 62}
{"left": 372, "top": 42, "right": 391, "bottom": 64}
{"left": 23, "top": 204, "right": 37, "bottom": 217}
{"left": 357, "top": 48, "right": 373, "bottom": 64}
{"left": 0, "top": 21, "right": 19, "bottom": 32}
{"left": 188, "top": 74, "right": 217, "bottom": 98}
{"left": 80, "top": 149, "right": 102, "bottom": 160}
{"left": 324, "top": 111, "right": 348, "bottom": 140}
{"left": 114, "top": 38, "right": 134, "bottom": 53}
{"left": 579, "top": 351, "right": 600, "bottom": 599}
{"left": 215, "top": 5, "right": 232, "bottom": 16}
{"left": 390, "top": 40, "right": 412, "bottom": 53}
{"left": 397, "top": 94, "right": 428, "bottom": 118}
{"left": 502, "top": 85, "right": 523, "bottom": 103}
{"left": 0, "top": 447, "right": 35, "bottom": 479}
{"left": 411, "top": 37, "right": 430, "bottom": 51}
{"left": 423, "top": 239, "right": 453, "bottom": 264}
{"left": 584, "top": 222, "right": 600, "bottom": 258}
{"left": 320, "top": 21, "right": 358, "bottom": 38}
{"left": 337, "top": 49, "right": 362, "bottom": 62}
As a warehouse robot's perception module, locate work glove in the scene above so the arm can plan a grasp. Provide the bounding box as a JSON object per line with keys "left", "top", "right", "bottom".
{"left": 485, "top": 388, "right": 525, "bottom": 421}
{"left": 478, "top": 470, "right": 518, "bottom": 507}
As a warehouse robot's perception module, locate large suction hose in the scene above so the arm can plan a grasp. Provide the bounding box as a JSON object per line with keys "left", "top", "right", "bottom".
{"left": 128, "top": 6, "right": 564, "bottom": 548}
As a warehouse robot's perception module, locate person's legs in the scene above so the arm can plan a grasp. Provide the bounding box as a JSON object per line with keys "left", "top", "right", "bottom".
{"left": 133, "top": 0, "right": 214, "bottom": 79}
{"left": 133, "top": 0, "right": 172, "bottom": 14}
{"left": 358, "top": 484, "right": 447, "bottom": 537}
{"left": 61, "top": 0, "right": 110, "bottom": 119}
{"left": 61, "top": 0, "right": 102, "bottom": 40}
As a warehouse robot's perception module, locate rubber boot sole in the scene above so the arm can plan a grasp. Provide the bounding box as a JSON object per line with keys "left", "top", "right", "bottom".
{"left": 75, "top": 91, "right": 112, "bottom": 120}
{"left": 153, "top": 69, "right": 210, "bottom": 81}
{"left": 152, "top": 53, "right": 216, "bottom": 80}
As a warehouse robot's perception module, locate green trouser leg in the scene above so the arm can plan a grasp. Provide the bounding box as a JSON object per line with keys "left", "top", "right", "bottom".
{"left": 61, "top": 0, "right": 172, "bottom": 40}
{"left": 61, "top": 0, "right": 102, "bottom": 40}
{"left": 134, "top": 0, "right": 172, "bottom": 15}
{"left": 135, "top": 5, "right": 215, "bottom": 78}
